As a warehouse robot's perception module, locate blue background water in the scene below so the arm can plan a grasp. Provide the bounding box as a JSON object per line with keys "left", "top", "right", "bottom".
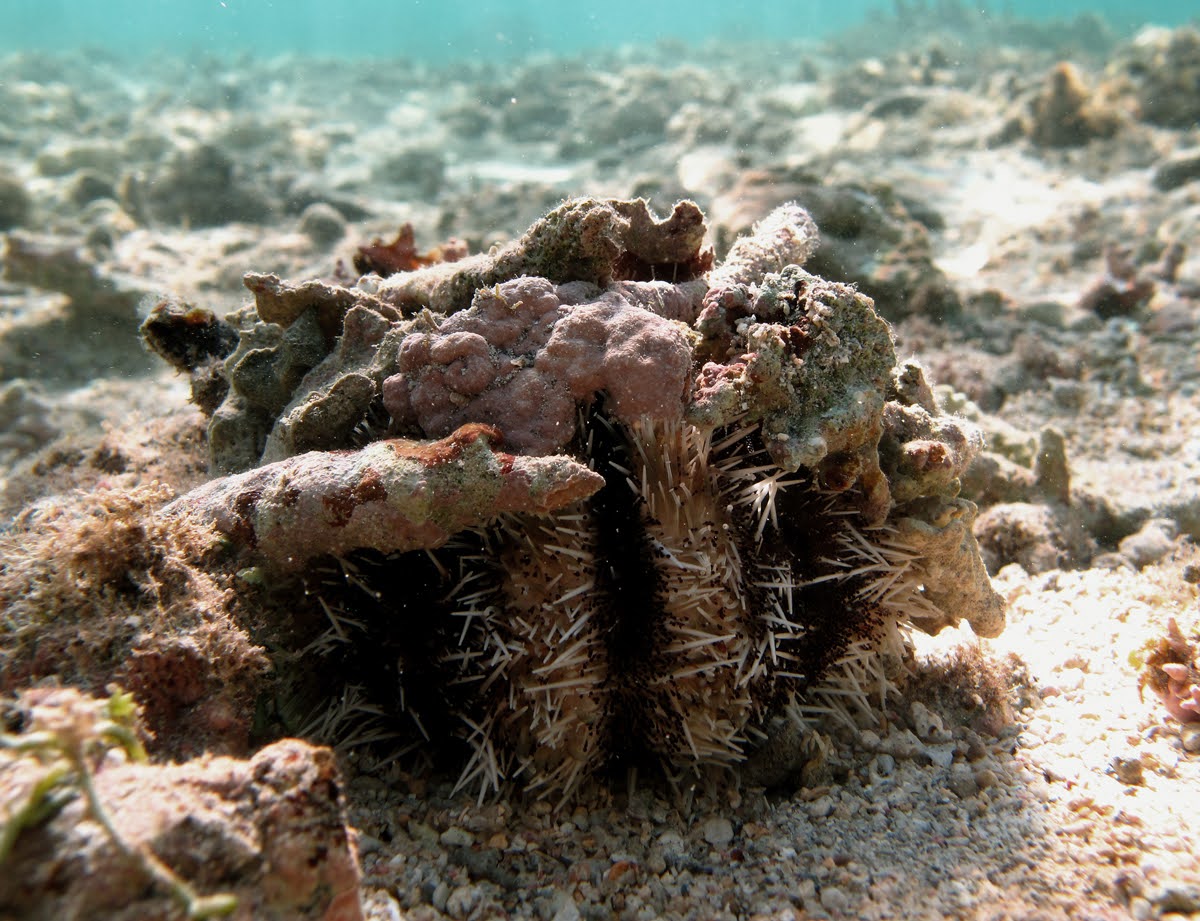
{"left": 2, "top": 1, "right": 1197, "bottom": 60}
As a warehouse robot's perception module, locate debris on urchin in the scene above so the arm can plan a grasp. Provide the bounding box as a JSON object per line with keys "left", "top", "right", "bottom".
{"left": 156, "top": 196, "right": 1005, "bottom": 803}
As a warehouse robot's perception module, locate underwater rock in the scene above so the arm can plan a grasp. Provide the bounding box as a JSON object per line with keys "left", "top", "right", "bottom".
{"left": 371, "top": 143, "right": 446, "bottom": 198}
{"left": 163, "top": 423, "right": 605, "bottom": 570}
{"left": 0, "top": 380, "right": 59, "bottom": 462}
{"left": 0, "top": 171, "right": 32, "bottom": 229}
{"left": 66, "top": 169, "right": 116, "bottom": 208}
{"left": 1026, "top": 62, "right": 1120, "bottom": 148}
{"left": 0, "top": 723, "right": 363, "bottom": 921}
{"left": 118, "top": 142, "right": 273, "bottom": 227}
{"left": 152, "top": 197, "right": 1003, "bottom": 801}
{"left": 0, "top": 481, "right": 270, "bottom": 757}
{"left": 1, "top": 232, "right": 158, "bottom": 380}
{"left": 1153, "top": 148, "right": 1200, "bottom": 193}
{"left": 297, "top": 201, "right": 349, "bottom": 247}
{"left": 1127, "top": 27, "right": 1200, "bottom": 129}
{"left": 972, "top": 500, "right": 1098, "bottom": 574}
{"left": 377, "top": 196, "right": 712, "bottom": 314}
{"left": 2, "top": 232, "right": 148, "bottom": 320}
{"left": 710, "top": 173, "right": 961, "bottom": 322}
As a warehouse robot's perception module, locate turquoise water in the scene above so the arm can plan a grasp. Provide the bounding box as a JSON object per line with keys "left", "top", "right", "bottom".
{"left": 3, "top": 1, "right": 1196, "bottom": 60}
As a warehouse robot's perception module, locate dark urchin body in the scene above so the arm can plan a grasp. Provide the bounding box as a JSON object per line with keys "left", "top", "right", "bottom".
{"left": 300, "top": 400, "right": 912, "bottom": 803}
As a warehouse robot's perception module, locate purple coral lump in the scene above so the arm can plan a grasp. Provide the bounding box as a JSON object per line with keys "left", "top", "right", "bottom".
{"left": 383, "top": 275, "right": 698, "bottom": 455}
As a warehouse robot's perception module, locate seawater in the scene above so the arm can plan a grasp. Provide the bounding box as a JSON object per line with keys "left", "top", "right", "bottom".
{"left": 2, "top": 0, "right": 1197, "bottom": 61}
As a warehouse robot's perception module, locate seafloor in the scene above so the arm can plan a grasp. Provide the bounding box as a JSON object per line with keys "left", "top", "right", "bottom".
{"left": 2, "top": 9, "right": 1200, "bottom": 921}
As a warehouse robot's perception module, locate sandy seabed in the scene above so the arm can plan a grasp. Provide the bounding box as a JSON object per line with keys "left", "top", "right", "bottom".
{"left": 2, "top": 10, "right": 1200, "bottom": 920}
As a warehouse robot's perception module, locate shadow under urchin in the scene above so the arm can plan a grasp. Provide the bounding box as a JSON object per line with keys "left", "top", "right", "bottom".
{"left": 295, "top": 395, "right": 894, "bottom": 802}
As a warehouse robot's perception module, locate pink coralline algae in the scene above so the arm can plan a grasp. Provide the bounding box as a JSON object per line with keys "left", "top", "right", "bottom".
{"left": 148, "top": 197, "right": 1005, "bottom": 801}
{"left": 382, "top": 277, "right": 699, "bottom": 455}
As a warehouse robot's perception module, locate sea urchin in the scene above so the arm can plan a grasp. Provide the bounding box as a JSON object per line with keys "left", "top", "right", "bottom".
{"left": 157, "top": 197, "right": 1005, "bottom": 802}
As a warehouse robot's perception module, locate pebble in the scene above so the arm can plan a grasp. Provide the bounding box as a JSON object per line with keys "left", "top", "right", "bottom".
{"left": 701, "top": 816, "right": 734, "bottom": 847}
{"left": 298, "top": 201, "right": 347, "bottom": 247}
{"left": 886, "top": 729, "right": 924, "bottom": 760}
{"left": 548, "top": 888, "right": 582, "bottom": 921}
{"left": 922, "top": 743, "right": 956, "bottom": 769}
{"left": 819, "top": 885, "right": 851, "bottom": 914}
{"left": 1152, "top": 884, "right": 1200, "bottom": 914}
{"left": 408, "top": 820, "right": 439, "bottom": 847}
{"left": 948, "top": 765, "right": 980, "bottom": 799}
{"left": 1181, "top": 725, "right": 1200, "bottom": 754}
{"left": 440, "top": 826, "right": 474, "bottom": 847}
{"left": 445, "top": 885, "right": 480, "bottom": 919}
{"left": 911, "top": 701, "right": 948, "bottom": 741}
{"left": 1110, "top": 755, "right": 1145, "bottom": 786}
{"left": 656, "top": 829, "right": 687, "bottom": 859}
{"left": 1130, "top": 896, "right": 1155, "bottom": 920}
{"left": 1118, "top": 518, "right": 1176, "bottom": 569}
{"left": 0, "top": 172, "right": 31, "bottom": 229}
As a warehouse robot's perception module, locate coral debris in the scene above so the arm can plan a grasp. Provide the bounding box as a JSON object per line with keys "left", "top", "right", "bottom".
{"left": 352, "top": 223, "right": 467, "bottom": 278}
{"left": 151, "top": 197, "right": 1004, "bottom": 801}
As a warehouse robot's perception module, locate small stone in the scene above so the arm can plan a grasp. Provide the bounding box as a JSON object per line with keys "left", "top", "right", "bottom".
{"left": 871, "top": 753, "right": 895, "bottom": 777}
{"left": 298, "top": 201, "right": 347, "bottom": 247}
{"left": 69, "top": 169, "right": 115, "bottom": 207}
{"left": 948, "top": 764, "right": 980, "bottom": 799}
{"left": 887, "top": 729, "right": 924, "bottom": 760}
{"left": 701, "top": 816, "right": 734, "bottom": 847}
{"left": 1153, "top": 147, "right": 1200, "bottom": 191}
{"left": 911, "top": 701, "right": 946, "bottom": 740}
{"left": 1153, "top": 885, "right": 1200, "bottom": 914}
{"left": 657, "top": 829, "right": 687, "bottom": 860}
{"left": 1111, "top": 755, "right": 1145, "bottom": 786}
{"left": 445, "top": 885, "right": 480, "bottom": 919}
{"left": 644, "top": 849, "right": 667, "bottom": 875}
{"left": 549, "top": 888, "right": 582, "bottom": 921}
{"left": 819, "top": 885, "right": 851, "bottom": 914}
{"left": 1118, "top": 518, "right": 1177, "bottom": 569}
{"left": 807, "top": 796, "right": 835, "bottom": 819}
{"left": 0, "top": 172, "right": 31, "bottom": 229}
{"left": 922, "top": 743, "right": 956, "bottom": 769}
{"left": 439, "top": 826, "right": 475, "bottom": 847}
{"left": 408, "top": 821, "right": 439, "bottom": 847}
{"left": 431, "top": 881, "right": 450, "bottom": 912}
{"left": 974, "top": 767, "right": 998, "bottom": 790}
{"left": 1181, "top": 725, "right": 1200, "bottom": 754}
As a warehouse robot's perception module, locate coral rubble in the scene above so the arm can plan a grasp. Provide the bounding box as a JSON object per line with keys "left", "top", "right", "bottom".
{"left": 0, "top": 690, "right": 362, "bottom": 921}
{"left": 144, "top": 197, "right": 1003, "bottom": 801}
{"left": 1027, "top": 62, "right": 1120, "bottom": 149}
